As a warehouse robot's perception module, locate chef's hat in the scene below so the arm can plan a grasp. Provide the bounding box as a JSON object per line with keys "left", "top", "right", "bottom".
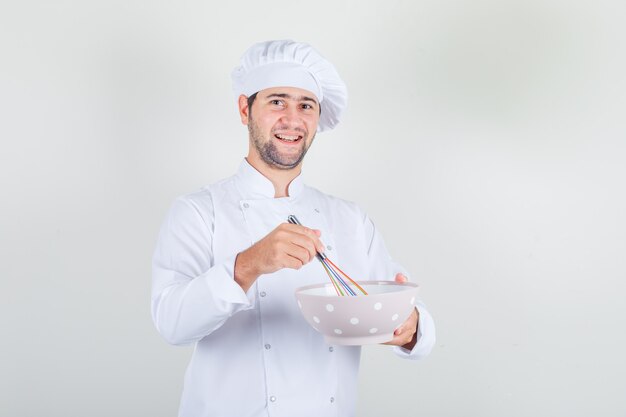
{"left": 231, "top": 40, "right": 348, "bottom": 132}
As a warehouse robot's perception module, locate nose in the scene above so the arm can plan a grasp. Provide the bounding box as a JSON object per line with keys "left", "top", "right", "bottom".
{"left": 279, "top": 106, "right": 304, "bottom": 129}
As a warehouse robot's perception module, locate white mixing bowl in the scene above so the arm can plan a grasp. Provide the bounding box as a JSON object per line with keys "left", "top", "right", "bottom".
{"left": 295, "top": 281, "right": 419, "bottom": 345}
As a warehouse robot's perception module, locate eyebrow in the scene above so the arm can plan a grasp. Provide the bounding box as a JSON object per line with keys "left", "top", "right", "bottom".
{"left": 265, "top": 93, "right": 318, "bottom": 105}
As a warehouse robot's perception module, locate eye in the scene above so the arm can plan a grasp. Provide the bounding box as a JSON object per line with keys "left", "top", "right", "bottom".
{"left": 301, "top": 103, "right": 314, "bottom": 110}
{"left": 270, "top": 99, "right": 284, "bottom": 106}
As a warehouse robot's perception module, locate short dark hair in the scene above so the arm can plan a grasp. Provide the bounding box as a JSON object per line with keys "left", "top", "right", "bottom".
{"left": 246, "top": 92, "right": 322, "bottom": 118}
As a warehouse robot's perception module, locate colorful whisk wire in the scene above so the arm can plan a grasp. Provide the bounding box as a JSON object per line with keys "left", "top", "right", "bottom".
{"left": 287, "top": 215, "right": 368, "bottom": 296}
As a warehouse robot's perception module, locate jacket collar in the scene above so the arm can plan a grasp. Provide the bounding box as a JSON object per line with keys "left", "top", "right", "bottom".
{"left": 235, "top": 158, "right": 304, "bottom": 200}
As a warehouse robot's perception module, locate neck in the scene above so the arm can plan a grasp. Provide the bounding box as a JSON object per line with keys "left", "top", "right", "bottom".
{"left": 245, "top": 156, "right": 301, "bottom": 198}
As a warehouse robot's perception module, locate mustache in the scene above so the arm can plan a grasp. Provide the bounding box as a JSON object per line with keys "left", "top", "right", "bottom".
{"left": 271, "top": 126, "right": 307, "bottom": 135}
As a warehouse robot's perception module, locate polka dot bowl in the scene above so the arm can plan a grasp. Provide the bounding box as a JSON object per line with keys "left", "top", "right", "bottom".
{"left": 294, "top": 281, "right": 419, "bottom": 345}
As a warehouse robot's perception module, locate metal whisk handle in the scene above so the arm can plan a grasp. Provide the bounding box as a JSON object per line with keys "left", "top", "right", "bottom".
{"left": 287, "top": 215, "right": 327, "bottom": 261}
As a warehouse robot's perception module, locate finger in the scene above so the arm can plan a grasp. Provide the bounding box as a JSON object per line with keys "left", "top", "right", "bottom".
{"left": 393, "top": 329, "right": 415, "bottom": 345}
{"left": 299, "top": 228, "right": 325, "bottom": 254}
{"left": 283, "top": 242, "right": 314, "bottom": 265}
{"left": 382, "top": 321, "right": 416, "bottom": 346}
{"left": 286, "top": 229, "right": 324, "bottom": 257}
{"left": 287, "top": 224, "right": 325, "bottom": 253}
{"left": 394, "top": 310, "right": 417, "bottom": 335}
{"left": 282, "top": 223, "right": 317, "bottom": 237}
{"left": 286, "top": 234, "right": 320, "bottom": 262}
{"left": 313, "top": 236, "right": 325, "bottom": 254}
{"left": 382, "top": 333, "right": 407, "bottom": 346}
{"left": 281, "top": 254, "right": 306, "bottom": 270}
{"left": 395, "top": 273, "right": 407, "bottom": 283}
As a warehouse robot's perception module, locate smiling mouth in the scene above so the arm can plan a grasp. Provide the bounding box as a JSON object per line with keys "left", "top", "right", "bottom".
{"left": 274, "top": 133, "right": 303, "bottom": 143}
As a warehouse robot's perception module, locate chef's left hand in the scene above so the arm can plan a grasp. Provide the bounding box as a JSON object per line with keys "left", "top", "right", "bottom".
{"left": 382, "top": 273, "right": 419, "bottom": 350}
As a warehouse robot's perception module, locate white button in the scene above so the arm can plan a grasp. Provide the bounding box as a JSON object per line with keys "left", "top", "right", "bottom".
{"left": 243, "top": 202, "right": 249, "bottom": 208}
{"left": 260, "top": 291, "right": 267, "bottom": 297}
{"left": 314, "top": 208, "right": 320, "bottom": 213}
{"left": 270, "top": 396, "right": 276, "bottom": 402}
{"left": 327, "top": 245, "right": 333, "bottom": 251}
{"left": 265, "top": 344, "right": 271, "bottom": 350}
{"left": 330, "top": 397, "right": 335, "bottom": 403}
{"left": 329, "top": 346, "right": 334, "bottom": 352}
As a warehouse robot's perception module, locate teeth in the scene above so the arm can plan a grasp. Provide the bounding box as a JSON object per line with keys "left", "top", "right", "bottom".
{"left": 276, "top": 134, "right": 299, "bottom": 141}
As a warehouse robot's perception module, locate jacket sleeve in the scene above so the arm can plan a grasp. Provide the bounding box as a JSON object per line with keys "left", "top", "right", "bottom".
{"left": 361, "top": 212, "right": 436, "bottom": 360}
{"left": 151, "top": 195, "right": 253, "bottom": 346}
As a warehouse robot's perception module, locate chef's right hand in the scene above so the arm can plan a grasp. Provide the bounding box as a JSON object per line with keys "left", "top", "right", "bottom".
{"left": 234, "top": 223, "right": 325, "bottom": 292}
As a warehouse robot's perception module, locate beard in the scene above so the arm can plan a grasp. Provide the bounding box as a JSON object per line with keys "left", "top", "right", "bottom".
{"left": 248, "top": 117, "right": 315, "bottom": 170}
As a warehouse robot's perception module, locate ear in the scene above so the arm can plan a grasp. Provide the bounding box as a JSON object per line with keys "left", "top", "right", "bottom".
{"left": 238, "top": 94, "right": 250, "bottom": 125}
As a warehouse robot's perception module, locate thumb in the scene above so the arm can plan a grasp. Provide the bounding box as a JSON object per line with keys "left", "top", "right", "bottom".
{"left": 395, "top": 273, "right": 408, "bottom": 283}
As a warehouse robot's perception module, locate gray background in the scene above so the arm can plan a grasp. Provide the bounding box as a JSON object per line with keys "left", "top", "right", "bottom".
{"left": 1, "top": 0, "right": 625, "bottom": 416}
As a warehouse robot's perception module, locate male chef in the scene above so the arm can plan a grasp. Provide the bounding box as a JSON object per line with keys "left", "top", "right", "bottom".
{"left": 152, "top": 39, "right": 435, "bottom": 417}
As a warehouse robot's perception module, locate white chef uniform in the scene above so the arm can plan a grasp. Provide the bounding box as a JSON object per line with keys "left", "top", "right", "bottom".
{"left": 152, "top": 159, "right": 436, "bottom": 417}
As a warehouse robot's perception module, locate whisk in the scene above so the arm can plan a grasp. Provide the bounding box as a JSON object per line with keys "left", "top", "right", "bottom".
{"left": 287, "top": 215, "right": 368, "bottom": 296}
